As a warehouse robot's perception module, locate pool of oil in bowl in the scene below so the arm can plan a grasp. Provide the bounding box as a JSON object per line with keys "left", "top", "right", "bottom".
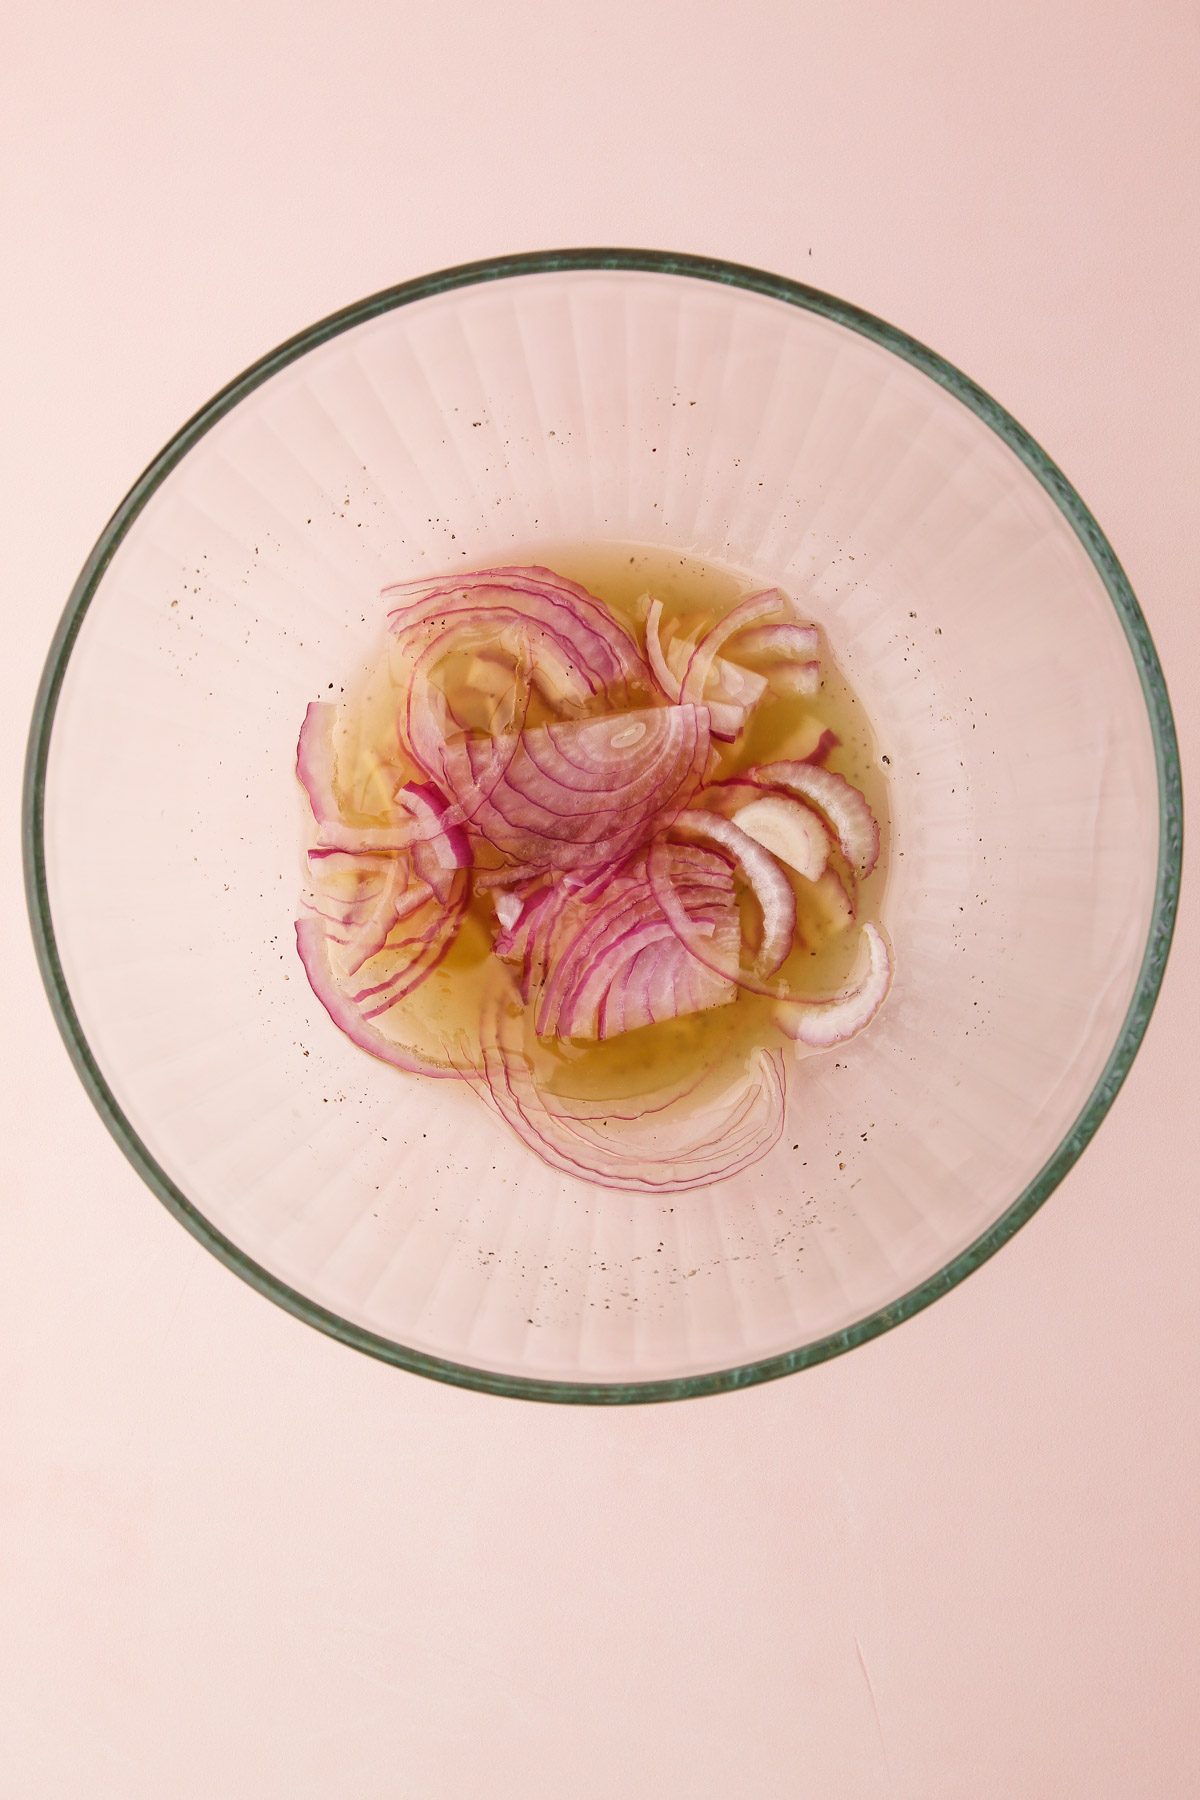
{"left": 323, "top": 543, "right": 891, "bottom": 1107}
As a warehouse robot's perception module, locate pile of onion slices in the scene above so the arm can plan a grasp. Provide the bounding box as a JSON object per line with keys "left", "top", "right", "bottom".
{"left": 294, "top": 566, "right": 892, "bottom": 1192}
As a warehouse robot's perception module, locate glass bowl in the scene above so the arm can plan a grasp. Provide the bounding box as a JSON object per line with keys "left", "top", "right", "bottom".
{"left": 24, "top": 250, "right": 1180, "bottom": 1403}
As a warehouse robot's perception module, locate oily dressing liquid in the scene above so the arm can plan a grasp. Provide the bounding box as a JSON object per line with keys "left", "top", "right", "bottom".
{"left": 327, "top": 544, "right": 890, "bottom": 1103}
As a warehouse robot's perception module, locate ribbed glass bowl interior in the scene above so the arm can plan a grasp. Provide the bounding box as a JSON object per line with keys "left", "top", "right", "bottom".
{"left": 25, "top": 251, "right": 1180, "bottom": 1402}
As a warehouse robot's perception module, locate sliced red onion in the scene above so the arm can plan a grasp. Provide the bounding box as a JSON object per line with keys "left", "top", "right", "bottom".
{"left": 722, "top": 620, "right": 820, "bottom": 702}
{"left": 730, "top": 794, "right": 829, "bottom": 883}
{"left": 396, "top": 782, "right": 472, "bottom": 904}
{"left": 478, "top": 980, "right": 786, "bottom": 1191}
{"left": 403, "top": 635, "right": 534, "bottom": 815}
{"left": 491, "top": 874, "right": 578, "bottom": 1000}
{"left": 529, "top": 637, "right": 592, "bottom": 713}
{"left": 649, "top": 601, "right": 769, "bottom": 739}
{"left": 733, "top": 622, "right": 819, "bottom": 662}
{"left": 680, "top": 590, "right": 783, "bottom": 708}
{"left": 307, "top": 847, "right": 395, "bottom": 879}
{"left": 663, "top": 635, "right": 768, "bottom": 710}
{"left": 703, "top": 656, "right": 768, "bottom": 709}
{"left": 296, "top": 565, "right": 893, "bottom": 1191}
{"left": 454, "top": 705, "right": 709, "bottom": 870}
{"left": 645, "top": 598, "right": 682, "bottom": 702}
{"left": 304, "top": 825, "right": 460, "bottom": 980}
{"left": 662, "top": 811, "right": 796, "bottom": 977}
{"left": 294, "top": 708, "right": 424, "bottom": 856}
{"left": 385, "top": 566, "right": 650, "bottom": 699}
{"left": 343, "top": 866, "right": 429, "bottom": 975}
{"left": 534, "top": 850, "right": 739, "bottom": 1041}
{"left": 746, "top": 762, "right": 880, "bottom": 876}
{"left": 349, "top": 876, "right": 469, "bottom": 1018}
{"left": 303, "top": 851, "right": 438, "bottom": 977}
{"left": 295, "top": 916, "right": 464, "bottom": 1079}
{"left": 295, "top": 702, "right": 341, "bottom": 823}
{"left": 776, "top": 923, "right": 892, "bottom": 1048}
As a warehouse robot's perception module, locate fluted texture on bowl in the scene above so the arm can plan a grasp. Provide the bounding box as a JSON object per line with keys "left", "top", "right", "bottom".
{"left": 34, "top": 260, "right": 1172, "bottom": 1396}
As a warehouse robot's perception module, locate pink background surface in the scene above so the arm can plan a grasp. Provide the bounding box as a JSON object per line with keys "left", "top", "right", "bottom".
{"left": 2, "top": 4, "right": 1198, "bottom": 1794}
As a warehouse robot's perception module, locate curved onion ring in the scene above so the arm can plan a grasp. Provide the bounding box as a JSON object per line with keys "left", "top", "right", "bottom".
{"left": 745, "top": 761, "right": 880, "bottom": 876}
{"left": 295, "top": 915, "right": 466, "bottom": 1080}
{"left": 386, "top": 566, "right": 650, "bottom": 699}
{"left": 645, "top": 598, "right": 681, "bottom": 702}
{"left": 731, "top": 794, "right": 830, "bottom": 883}
{"left": 653, "top": 811, "right": 796, "bottom": 977}
{"left": 296, "top": 702, "right": 341, "bottom": 823}
{"left": 680, "top": 590, "right": 784, "bottom": 707}
{"left": 775, "top": 923, "right": 892, "bottom": 1048}
{"left": 649, "top": 816, "right": 888, "bottom": 1038}
{"left": 303, "top": 852, "right": 434, "bottom": 976}
{"left": 478, "top": 978, "right": 786, "bottom": 1192}
{"left": 396, "top": 782, "right": 472, "bottom": 903}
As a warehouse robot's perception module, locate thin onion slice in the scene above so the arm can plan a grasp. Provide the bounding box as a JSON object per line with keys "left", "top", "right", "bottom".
{"left": 295, "top": 702, "right": 341, "bottom": 823}
{"left": 295, "top": 916, "right": 465, "bottom": 1079}
{"left": 775, "top": 923, "right": 892, "bottom": 1048}
{"left": 402, "top": 633, "right": 535, "bottom": 819}
{"left": 295, "top": 566, "right": 894, "bottom": 1192}
{"left": 746, "top": 761, "right": 880, "bottom": 877}
{"left": 649, "top": 599, "right": 769, "bottom": 738}
{"left": 532, "top": 846, "right": 739, "bottom": 1040}
{"left": 314, "top": 822, "right": 415, "bottom": 853}
{"left": 680, "top": 590, "right": 784, "bottom": 707}
{"left": 478, "top": 978, "right": 786, "bottom": 1192}
{"left": 732, "top": 794, "right": 829, "bottom": 882}
{"left": 385, "top": 565, "right": 650, "bottom": 700}
{"left": 645, "top": 598, "right": 681, "bottom": 702}
{"left": 659, "top": 811, "right": 796, "bottom": 977}
{"left": 395, "top": 782, "right": 472, "bottom": 903}
{"left": 347, "top": 873, "right": 469, "bottom": 1019}
{"left": 318, "top": 856, "right": 430, "bottom": 976}
{"left": 763, "top": 661, "right": 821, "bottom": 698}
{"left": 493, "top": 890, "right": 524, "bottom": 932}
{"left": 802, "top": 867, "right": 856, "bottom": 937}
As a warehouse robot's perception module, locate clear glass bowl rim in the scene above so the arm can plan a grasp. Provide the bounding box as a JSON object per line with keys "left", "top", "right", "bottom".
{"left": 22, "top": 247, "right": 1183, "bottom": 1405}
